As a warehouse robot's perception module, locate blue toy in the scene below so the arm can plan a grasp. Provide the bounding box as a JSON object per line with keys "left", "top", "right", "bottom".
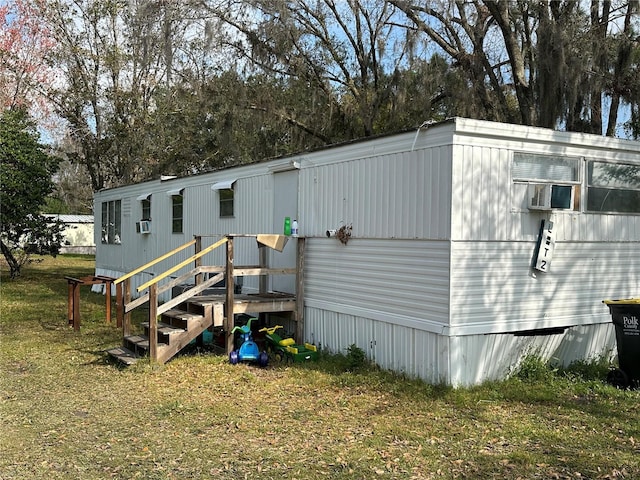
{"left": 229, "top": 317, "right": 269, "bottom": 367}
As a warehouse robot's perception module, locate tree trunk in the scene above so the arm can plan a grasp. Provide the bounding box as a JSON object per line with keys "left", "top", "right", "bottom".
{"left": 1, "top": 239, "right": 21, "bottom": 279}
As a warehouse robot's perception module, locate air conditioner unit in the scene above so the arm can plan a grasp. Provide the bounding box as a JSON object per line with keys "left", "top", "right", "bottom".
{"left": 528, "top": 184, "right": 552, "bottom": 210}
{"left": 137, "top": 220, "right": 151, "bottom": 234}
{"left": 528, "top": 184, "right": 574, "bottom": 211}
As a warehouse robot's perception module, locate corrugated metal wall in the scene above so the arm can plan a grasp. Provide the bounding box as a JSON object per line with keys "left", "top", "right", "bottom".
{"left": 304, "top": 238, "right": 451, "bottom": 330}
{"left": 449, "top": 241, "right": 640, "bottom": 335}
{"left": 448, "top": 322, "right": 615, "bottom": 386}
{"left": 304, "top": 307, "right": 450, "bottom": 384}
{"left": 298, "top": 145, "right": 453, "bottom": 240}
{"left": 304, "top": 305, "right": 615, "bottom": 387}
{"left": 94, "top": 166, "right": 278, "bottom": 296}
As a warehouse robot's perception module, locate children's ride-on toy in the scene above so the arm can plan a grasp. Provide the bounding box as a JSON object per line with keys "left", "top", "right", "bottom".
{"left": 259, "top": 325, "right": 318, "bottom": 363}
{"left": 229, "top": 317, "right": 269, "bottom": 367}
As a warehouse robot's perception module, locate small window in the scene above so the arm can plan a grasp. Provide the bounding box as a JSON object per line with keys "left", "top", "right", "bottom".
{"left": 587, "top": 161, "right": 640, "bottom": 213}
{"left": 172, "top": 194, "right": 183, "bottom": 233}
{"left": 219, "top": 189, "right": 234, "bottom": 217}
{"left": 136, "top": 193, "right": 152, "bottom": 220}
{"left": 513, "top": 153, "right": 580, "bottom": 183}
{"left": 101, "top": 200, "right": 121, "bottom": 244}
{"left": 212, "top": 180, "right": 236, "bottom": 218}
{"left": 142, "top": 198, "right": 151, "bottom": 220}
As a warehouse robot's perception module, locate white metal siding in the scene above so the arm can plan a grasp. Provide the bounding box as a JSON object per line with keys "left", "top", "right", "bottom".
{"left": 305, "top": 307, "right": 450, "bottom": 384}
{"left": 450, "top": 122, "right": 640, "bottom": 243}
{"left": 95, "top": 168, "right": 277, "bottom": 294}
{"left": 448, "top": 322, "right": 615, "bottom": 387}
{"left": 304, "top": 238, "right": 450, "bottom": 331}
{"left": 451, "top": 144, "right": 512, "bottom": 241}
{"left": 298, "top": 146, "right": 452, "bottom": 240}
{"left": 449, "top": 241, "right": 640, "bottom": 335}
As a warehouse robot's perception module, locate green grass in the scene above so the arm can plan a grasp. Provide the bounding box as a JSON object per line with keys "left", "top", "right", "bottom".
{"left": 1, "top": 255, "right": 639, "bottom": 479}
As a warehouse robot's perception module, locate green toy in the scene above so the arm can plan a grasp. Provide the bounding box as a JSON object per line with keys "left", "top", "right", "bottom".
{"left": 259, "top": 325, "right": 318, "bottom": 363}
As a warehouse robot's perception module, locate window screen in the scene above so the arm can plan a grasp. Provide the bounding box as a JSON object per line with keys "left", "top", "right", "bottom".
{"left": 141, "top": 198, "right": 151, "bottom": 220}
{"left": 513, "top": 153, "right": 580, "bottom": 182}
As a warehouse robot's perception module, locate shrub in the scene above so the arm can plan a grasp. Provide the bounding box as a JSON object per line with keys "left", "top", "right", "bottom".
{"left": 514, "top": 354, "right": 556, "bottom": 383}
{"left": 345, "top": 344, "right": 367, "bottom": 370}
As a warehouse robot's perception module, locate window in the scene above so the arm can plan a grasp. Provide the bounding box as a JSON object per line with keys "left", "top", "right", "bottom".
{"left": 211, "top": 180, "right": 236, "bottom": 217}
{"left": 172, "top": 194, "right": 183, "bottom": 233}
{"left": 513, "top": 153, "right": 580, "bottom": 182}
{"left": 587, "top": 161, "right": 640, "bottom": 213}
{"left": 219, "top": 189, "right": 234, "bottom": 217}
{"left": 101, "top": 200, "right": 121, "bottom": 244}
{"left": 142, "top": 199, "right": 151, "bottom": 220}
{"left": 137, "top": 193, "right": 151, "bottom": 220}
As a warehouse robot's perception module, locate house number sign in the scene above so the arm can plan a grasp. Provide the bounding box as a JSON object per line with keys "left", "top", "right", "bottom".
{"left": 534, "top": 220, "right": 555, "bottom": 272}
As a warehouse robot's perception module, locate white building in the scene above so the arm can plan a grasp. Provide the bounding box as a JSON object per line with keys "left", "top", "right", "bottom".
{"left": 93, "top": 118, "right": 640, "bottom": 386}
{"left": 45, "top": 214, "right": 95, "bottom": 254}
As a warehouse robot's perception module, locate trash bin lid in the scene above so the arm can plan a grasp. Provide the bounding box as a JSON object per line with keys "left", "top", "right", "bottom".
{"left": 603, "top": 298, "right": 640, "bottom": 305}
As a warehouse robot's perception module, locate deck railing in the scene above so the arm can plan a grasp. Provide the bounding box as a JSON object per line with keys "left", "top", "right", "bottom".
{"left": 113, "top": 236, "right": 228, "bottom": 361}
{"left": 113, "top": 234, "right": 304, "bottom": 361}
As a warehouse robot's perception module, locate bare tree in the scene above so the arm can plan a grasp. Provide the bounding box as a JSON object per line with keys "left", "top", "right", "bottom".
{"left": 40, "top": 0, "right": 212, "bottom": 190}
{"left": 392, "top": 0, "right": 639, "bottom": 136}
{"left": 208, "top": 0, "right": 440, "bottom": 139}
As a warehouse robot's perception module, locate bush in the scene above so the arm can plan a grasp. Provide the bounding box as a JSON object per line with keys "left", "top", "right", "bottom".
{"left": 514, "top": 355, "right": 556, "bottom": 383}
{"left": 558, "top": 356, "right": 611, "bottom": 382}
{"left": 345, "top": 344, "right": 367, "bottom": 370}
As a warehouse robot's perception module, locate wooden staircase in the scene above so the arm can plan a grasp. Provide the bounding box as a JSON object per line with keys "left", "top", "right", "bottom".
{"left": 107, "top": 298, "right": 224, "bottom": 365}
{"left": 105, "top": 234, "right": 304, "bottom": 366}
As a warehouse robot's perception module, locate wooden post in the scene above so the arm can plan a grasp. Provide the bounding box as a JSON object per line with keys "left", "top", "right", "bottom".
{"left": 259, "top": 245, "right": 268, "bottom": 294}
{"left": 149, "top": 283, "right": 158, "bottom": 362}
{"left": 72, "top": 283, "right": 81, "bottom": 331}
{"left": 194, "top": 235, "right": 203, "bottom": 286}
{"left": 65, "top": 278, "right": 82, "bottom": 331}
{"left": 105, "top": 279, "right": 112, "bottom": 324}
{"left": 225, "top": 236, "right": 235, "bottom": 355}
{"left": 116, "top": 282, "right": 123, "bottom": 328}
{"left": 123, "top": 278, "right": 132, "bottom": 337}
{"left": 67, "top": 281, "right": 74, "bottom": 327}
{"left": 295, "top": 237, "right": 305, "bottom": 342}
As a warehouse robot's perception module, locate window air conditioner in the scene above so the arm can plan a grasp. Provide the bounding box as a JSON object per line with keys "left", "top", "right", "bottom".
{"left": 528, "top": 184, "right": 574, "bottom": 210}
{"left": 528, "top": 184, "right": 552, "bottom": 210}
{"left": 137, "top": 220, "right": 151, "bottom": 234}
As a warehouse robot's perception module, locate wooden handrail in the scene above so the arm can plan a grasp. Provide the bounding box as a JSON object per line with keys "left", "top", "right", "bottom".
{"left": 112, "top": 233, "right": 304, "bottom": 363}
{"left": 137, "top": 237, "right": 228, "bottom": 292}
{"left": 114, "top": 239, "right": 197, "bottom": 285}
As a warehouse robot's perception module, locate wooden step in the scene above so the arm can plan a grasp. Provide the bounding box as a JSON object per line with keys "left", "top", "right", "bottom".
{"left": 122, "top": 334, "right": 170, "bottom": 357}
{"left": 141, "top": 321, "right": 189, "bottom": 345}
{"left": 160, "top": 309, "right": 207, "bottom": 330}
{"left": 107, "top": 299, "right": 220, "bottom": 366}
{"left": 123, "top": 334, "right": 150, "bottom": 355}
{"left": 106, "top": 346, "right": 140, "bottom": 366}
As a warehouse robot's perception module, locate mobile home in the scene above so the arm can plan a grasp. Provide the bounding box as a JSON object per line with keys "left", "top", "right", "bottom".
{"left": 94, "top": 117, "right": 640, "bottom": 386}
{"left": 45, "top": 214, "right": 95, "bottom": 254}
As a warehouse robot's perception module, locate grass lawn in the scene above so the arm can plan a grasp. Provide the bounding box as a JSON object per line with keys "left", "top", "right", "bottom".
{"left": 1, "top": 255, "right": 639, "bottom": 479}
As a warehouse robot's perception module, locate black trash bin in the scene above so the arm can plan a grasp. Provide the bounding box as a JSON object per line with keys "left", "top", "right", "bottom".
{"left": 603, "top": 298, "right": 640, "bottom": 389}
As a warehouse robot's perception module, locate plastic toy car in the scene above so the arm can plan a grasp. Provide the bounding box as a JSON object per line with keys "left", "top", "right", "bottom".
{"left": 229, "top": 317, "right": 268, "bottom": 367}
{"left": 259, "top": 325, "right": 318, "bottom": 363}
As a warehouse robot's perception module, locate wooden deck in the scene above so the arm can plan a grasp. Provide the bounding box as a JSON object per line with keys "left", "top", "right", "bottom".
{"left": 191, "top": 292, "right": 297, "bottom": 315}
{"left": 109, "top": 235, "right": 305, "bottom": 364}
